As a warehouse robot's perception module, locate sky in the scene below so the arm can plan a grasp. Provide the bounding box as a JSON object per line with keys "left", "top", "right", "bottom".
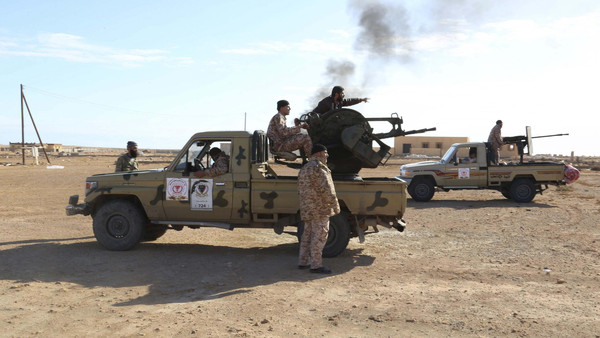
{"left": 1, "top": 0, "right": 599, "bottom": 156}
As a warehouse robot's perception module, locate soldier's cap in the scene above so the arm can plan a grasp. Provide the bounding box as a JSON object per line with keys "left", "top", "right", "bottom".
{"left": 311, "top": 144, "right": 327, "bottom": 154}
{"left": 127, "top": 141, "right": 137, "bottom": 148}
{"left": 209, "top": 147, "right": 222, "bottom": 157}
{"left": 277, "top": 100, "right": 289, "bottom": 110}
{"left": 496, "top": 120, "right": 502, "bottom": 125}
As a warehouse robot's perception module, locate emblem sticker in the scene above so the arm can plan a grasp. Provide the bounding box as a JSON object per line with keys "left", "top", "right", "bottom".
{"left": 458, "top": 168, "right": 470, "bottom": 179}
{"left": 166, "top": 178, "right": 189, "bottom": 201}
{"left": 191, "top": 179, "right": 213, "bottom": 210}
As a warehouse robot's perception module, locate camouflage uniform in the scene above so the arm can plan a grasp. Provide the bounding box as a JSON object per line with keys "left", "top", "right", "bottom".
{"left": 267, "top": 112, "right": 312, "bottom": 156}
{"left": 312, "top": 96, "right": 363, "bottom": 116}
{"left": 488, "top": 124, "right": 503, "bottom": 164}
{"left": 205, "top": 153, "right": 230, "bottom": 177}
{"left": 298, "top": 157, "right": 340, "bottom": 269}
{"left": 115, "top": 153, "right": 138, "bottom": 172}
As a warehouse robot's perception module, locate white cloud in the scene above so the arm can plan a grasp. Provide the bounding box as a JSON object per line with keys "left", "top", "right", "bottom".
{"left": 220, "top": 48, "right": 269, "bottom": 55}
{"left": 0, "top": 32, "right": 191, "bottom": 67}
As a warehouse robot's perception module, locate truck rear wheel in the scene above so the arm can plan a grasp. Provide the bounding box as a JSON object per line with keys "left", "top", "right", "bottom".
{"left": 408, "top": 177, "right": 435, "bottom": 202}
{"left": 510, "top": 178, "right": 536, "bottom": 203}
{"left": 296, "top": 213, "right": 351, "bottom": 258}
{"left": 93, "top": 200, "right": 145, "bottom": 251}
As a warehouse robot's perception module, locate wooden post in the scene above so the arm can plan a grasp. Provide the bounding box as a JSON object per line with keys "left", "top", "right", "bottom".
{"left": 21, "top": 87, "right": 51, "bottom": 164}
{"left": 21, "top": 84, "right": 25, "bottom": 165}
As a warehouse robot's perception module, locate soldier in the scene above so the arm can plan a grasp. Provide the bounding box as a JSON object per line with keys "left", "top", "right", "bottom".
{"left": 297, "top": 144, "right": 340, "bottom": 274}
{"left": 194, "top": 147, "right": 230, "bottom": 178}
{"left": 115, "top": 141, "right": 139, "bottom": 172}
{"left": 267, "top": 99, "right": 312, "bottom": 159}
{"left": 488, "top": 120, "right": 503, "bottom": 164}
{"left": 312, "top": 85, "right": 369, "bottom": 116}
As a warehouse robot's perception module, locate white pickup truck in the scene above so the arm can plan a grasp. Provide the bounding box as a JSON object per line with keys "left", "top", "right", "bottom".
{"left": 399, "top": 142, "right": 578, "bottom": 203}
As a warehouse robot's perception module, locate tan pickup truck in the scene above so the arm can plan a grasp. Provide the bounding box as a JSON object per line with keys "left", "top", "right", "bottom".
{"left": 66, "top": 130, "right": 406, "bottom": 256}
{"left": 399, "top": 142, "right": 577, "bottom": 203}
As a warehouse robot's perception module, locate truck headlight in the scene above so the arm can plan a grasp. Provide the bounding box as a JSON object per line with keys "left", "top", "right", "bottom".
{"left": 85, "top": 181, "right": 97, "bottom": 195}
{"left": 400, "top": 167, "right": 411, "bottom": 177}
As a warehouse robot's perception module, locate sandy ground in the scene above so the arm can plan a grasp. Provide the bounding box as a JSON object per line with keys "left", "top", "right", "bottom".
{"left": 0, "top": 153, "right": 599, "bottom": 337}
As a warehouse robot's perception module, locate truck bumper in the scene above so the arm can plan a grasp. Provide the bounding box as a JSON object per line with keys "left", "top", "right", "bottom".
{"left": 397, "top": 176, "right": 412, "bottom": 185}
{"left": 65, "top": 195, "right": 91, "bottom": 216}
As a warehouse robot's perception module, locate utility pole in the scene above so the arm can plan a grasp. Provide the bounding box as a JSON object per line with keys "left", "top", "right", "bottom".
{"left": 20, "top": 84, "right": 51, "bottom": 164}
{"left": 21, "top": 84, "right": 25, "bottom": 165}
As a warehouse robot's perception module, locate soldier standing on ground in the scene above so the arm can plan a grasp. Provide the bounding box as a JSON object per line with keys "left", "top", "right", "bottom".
{"left": 312, "top": 85, "right": 369, "bottom": 116}
{"left": 115, "top": 141, "right": 139, "bottom": 172}
{"left": 488, "top": 120, "right": 503, "bottom": 164}
{"left": 297, "top": 144, "right": 340, "bottom": 274}
{"left": 194, "top": 147, "right": 230, "bottom": 178}
{"left": 267, "top": 99, "right": 312, "bottom": 159}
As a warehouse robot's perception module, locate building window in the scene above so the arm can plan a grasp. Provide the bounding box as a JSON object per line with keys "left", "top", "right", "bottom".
{"left": 436, "top": 142, "right": 442, "bottom": 149}
{"left": 422, "top": 142, "right": 429, "bottom": 148}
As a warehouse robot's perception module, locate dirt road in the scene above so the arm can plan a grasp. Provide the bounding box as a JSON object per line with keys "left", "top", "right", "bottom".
{"left": 1, "top": 155, "right": 598, "bottom": 337}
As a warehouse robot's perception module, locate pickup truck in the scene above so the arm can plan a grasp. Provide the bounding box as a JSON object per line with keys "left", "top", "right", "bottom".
{"left": 399, "top": 142, "right": 577, "bottom": 203}
{"left": 66, "top": 130, "right": 406, "bottom": 257}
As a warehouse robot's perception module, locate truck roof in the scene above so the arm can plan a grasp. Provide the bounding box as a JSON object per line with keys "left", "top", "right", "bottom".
{"left": 189, "top": 130, "right": 255, "bottom": 139}
{"left": 450, "top": 142, "right": 486, "bottom": 148}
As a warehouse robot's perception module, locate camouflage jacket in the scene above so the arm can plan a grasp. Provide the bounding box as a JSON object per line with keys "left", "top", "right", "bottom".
{"left": 115, "top": 153, "right": 139, "bottom": 172}
{"left": 488, "top": 125, "right": 503, "bottom": 149}
{"left": 298, "top": 158, "right": 340, "bottom": 221}
{"left": 206, "top": 153, "right": 230, "bottom": 177}
{"left": 267, "top": 113, "right": 301, "bottom": 147}
{"left": 312, "top": 96, "right": 363, "bottom": 115}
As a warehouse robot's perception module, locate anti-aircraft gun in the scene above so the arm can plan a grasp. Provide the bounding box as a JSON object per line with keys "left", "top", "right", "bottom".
{"left": 298, "top": 108, "right": 436, "bottom": 179}
{"left": 502, "top": 126, "right": 568, "bottom": 163}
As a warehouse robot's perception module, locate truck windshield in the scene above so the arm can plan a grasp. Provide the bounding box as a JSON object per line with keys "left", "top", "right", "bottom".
{"left": 441, "top": 146, "right": 458, "bottom": 164}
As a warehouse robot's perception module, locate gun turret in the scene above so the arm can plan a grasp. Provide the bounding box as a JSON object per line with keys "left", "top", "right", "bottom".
{"left": 300, "top": 109, "right": 436, "bottom": 178}
{"left": 503, "top": 126, "right": 568, "bottom": 163}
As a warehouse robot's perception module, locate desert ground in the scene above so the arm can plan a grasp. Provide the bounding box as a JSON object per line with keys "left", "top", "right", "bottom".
{"left": 0, "top": 152, "right": 599, "bottom": 337}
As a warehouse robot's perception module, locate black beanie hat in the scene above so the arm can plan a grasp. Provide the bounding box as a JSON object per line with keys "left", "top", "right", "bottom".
{"left": 127, "top": 141, "right": 137, "bottom": 148}
{"left": 277, "top": 100, "right": 289, "bottom": 111}
{"left": 209, "top": 147, "right": 221, "bottom": 157}
{"left": 311, "top": 144, "right": 327, "bottom": 154}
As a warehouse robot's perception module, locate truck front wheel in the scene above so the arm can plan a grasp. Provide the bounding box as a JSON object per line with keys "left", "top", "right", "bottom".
{"left": 510, "top": 178, "right": 536, "bottom": 203}
{"left": 93, "top": 200, "right": 145, "bottom": 251}
{"left": 296, "top": 213, "right": 351, "bottom": 258}
{"left": 408, "top": 177, "right": 435, "bottom": 202}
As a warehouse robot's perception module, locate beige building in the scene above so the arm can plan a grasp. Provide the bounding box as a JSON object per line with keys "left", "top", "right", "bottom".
{"left": 394, "top": 136, "right": 519, "bottom": 159}
{"left": 9, "top": 142, "right": 63, "bottom": 153}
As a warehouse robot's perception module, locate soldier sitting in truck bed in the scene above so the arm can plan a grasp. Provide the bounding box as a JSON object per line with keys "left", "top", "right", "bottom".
{"left": 267, "top": 99, "right": 312, "bottom": 161}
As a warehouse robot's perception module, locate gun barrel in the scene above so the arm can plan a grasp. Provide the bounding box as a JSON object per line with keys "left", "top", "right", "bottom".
{"left": 531, "top": 133, "right": 569, "bottom": 139}
{"left": 402, "top": 127, "right": 437, "bottom": 136}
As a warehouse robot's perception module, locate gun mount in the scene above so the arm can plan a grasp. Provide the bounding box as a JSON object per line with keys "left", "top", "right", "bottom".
{"left": 299, "top": 108, "right": 436, "bottom": 178}
{"left": 503, "top": 126, "right": 568, "bottom": 163}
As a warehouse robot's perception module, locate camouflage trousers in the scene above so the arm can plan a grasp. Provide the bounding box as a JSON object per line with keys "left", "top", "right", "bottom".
{"left": 274, "top": 134, "right": 312, "bottom": 157}
{"left": 298, "top": 218, "right": 329, "bottom": 269}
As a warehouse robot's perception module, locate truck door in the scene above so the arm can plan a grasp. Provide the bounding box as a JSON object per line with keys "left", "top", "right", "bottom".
{"left": 442, "top": 145, "right": 486, "bottom": 188}
{"left": 163, "top": 139, "right": 234, "bottom": 222}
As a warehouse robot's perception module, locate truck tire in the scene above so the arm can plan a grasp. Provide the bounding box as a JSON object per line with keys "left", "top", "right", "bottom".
{"left": 408, "top": 177, "right": 435, "bottom": 202}
{"left": 93, "top": 200, "right": 145, "bottom": 251}
{"left": 296, "top": 213, "right": 351, "bottom": 258}
{"left": 510, "top": 178, "right": 536, "bottom": 203}
{"left": 142, "top": 224, "right": 168, "bottom": 242}
{"left": 500, "top": 186, "right": 512, "bottom": 199}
